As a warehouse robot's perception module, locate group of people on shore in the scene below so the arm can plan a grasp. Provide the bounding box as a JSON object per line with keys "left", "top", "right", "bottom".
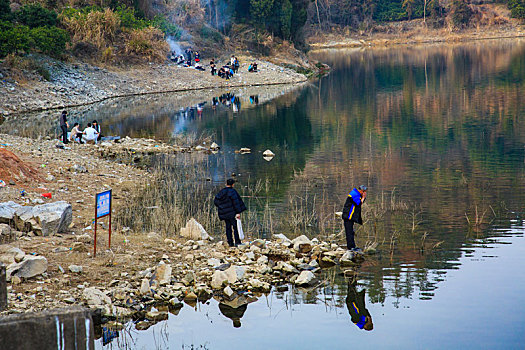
{"left": 59, "top": 110, "right": 101, "bottom": 144}
{"left": 172, "top": 49, "right": 257, "bottom": 79}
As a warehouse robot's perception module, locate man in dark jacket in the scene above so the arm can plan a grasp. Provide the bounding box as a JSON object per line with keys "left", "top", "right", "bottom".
{"left": 342, "top": 185, "right": 367, "bottom": 250}
{"left": 214, "top": 179, "right": 247, "bottom": 247}
{"left": 59, "top": 110, "right": 69, "bottom": 144}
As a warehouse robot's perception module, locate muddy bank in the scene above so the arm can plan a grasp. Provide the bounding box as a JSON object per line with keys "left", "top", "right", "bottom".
{"left": 0, "top": 55, "right": 307, "bottom": 117}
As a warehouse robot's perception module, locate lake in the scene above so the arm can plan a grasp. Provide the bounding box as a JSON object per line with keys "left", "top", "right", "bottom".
{"left": 5, "top": 39, "right": 525, "bottom": 349}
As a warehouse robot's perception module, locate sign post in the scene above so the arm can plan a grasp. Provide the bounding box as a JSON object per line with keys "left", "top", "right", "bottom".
{"left": 94, "top": 189, "right": 112, "bottom": 257}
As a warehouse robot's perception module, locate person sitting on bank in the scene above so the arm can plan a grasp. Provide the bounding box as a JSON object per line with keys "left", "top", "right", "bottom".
{"left": 195, "top": 63, "right": 205, "bottom": 71}
{"left": 214, "top": 178, "right": 247, "bottom": 247}
{"left": 248, "top": 62, "right": 258, "bottom": 72}
{"left": 69, "top": 123, "right": 84, "bottom": 144}
{"left": 82, "top": 123, "right": 99, "bottom": 144}
{"left": 92, "top": 120, "right": 102, "bottom": 141}
{"left": 342, "top": 185, "right": 367, "bottom": 251}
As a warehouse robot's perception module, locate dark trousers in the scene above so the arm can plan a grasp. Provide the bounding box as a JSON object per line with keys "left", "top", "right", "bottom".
{"left": 224, "top": 217, "right": 241, "bottom": 247}
{"left": 344, "top": 219, "right": 356, "bottom": 250}
{"left": 60, "top": 125, "right": 68, "bottom": 143}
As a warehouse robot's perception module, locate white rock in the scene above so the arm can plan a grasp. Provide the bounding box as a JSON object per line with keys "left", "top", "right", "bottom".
{"left": 223, "top": 286, "right": 235, "bottom": 298}
{"left": 6, "top": 255, "right": 48, "bottom": 280}
{"left": 262, "top": 149, "right": 275, "bottom": 157}
{"left": 225, "top": 265, "right": 245, "bottom": 283}
{"left": 292, "top": 235, "right": 313, "bottom": 253}
{"left": 211, "top": 270, "right": 229, "bottom": 289}
{"left": 68, "top": 265, "right": 83, "bottom": 273}
{"left": 295, "top": 270, "right": 316, "bottom": 286}
{"left": 82, "top": 287, "right": 111, "bottom": 306}
{"left": 207, "top": 258, "right": 221, "bottom": 267}
{"left": 256, "top": 256, "right": 268, "bottom": 265}
{"left": 155, "top": 263, "right": 172, "bottom": 285}
{"left": 0, "top": 246, "right": 25, "bottom": 265}
{"left": 180, "top": 218, "right": 210, "bottom": 240}
{"left": 140, "top": 278, "right": 150, "bottom": 295}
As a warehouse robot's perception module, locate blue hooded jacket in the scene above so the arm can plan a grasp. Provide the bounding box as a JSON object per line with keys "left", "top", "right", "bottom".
{"left": 342, "top": 188, "right": 364, "bottom": 224}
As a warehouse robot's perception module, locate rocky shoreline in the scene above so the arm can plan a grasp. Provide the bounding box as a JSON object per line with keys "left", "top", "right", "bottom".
{"left": 0, "top": 130, "right": 379, "bottom": 333}
{"left": 0, "top": 55, "right": 308, "bottom": 117}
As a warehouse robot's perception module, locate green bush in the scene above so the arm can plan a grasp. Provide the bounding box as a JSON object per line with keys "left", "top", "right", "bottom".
{"left": 152, "top": 15, "right": 181, "bottom": 38}
{"left": 30, "top": 26, "right": 69, "bottom": 56}
{"left": 0, "top": 0, "right": 11, "bottom": 21}
{"left": 16, "top": 4, "right": 58, "bottom": 28}
{"left": 0, "top": 22, "right": 31, "bottom": 57}
{"left": 199, "top": 25, "right": 223, "bottom": 43}
{"left": 115, "top": 5, "right": 149, "bottom": 29}
{"left": 508, "top": 0, "right": 525, "bottom": 19}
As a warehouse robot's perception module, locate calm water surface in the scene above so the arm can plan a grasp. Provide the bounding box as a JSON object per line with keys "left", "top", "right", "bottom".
{"left": 7, "top": 40, "right": 524, "bottom": 349}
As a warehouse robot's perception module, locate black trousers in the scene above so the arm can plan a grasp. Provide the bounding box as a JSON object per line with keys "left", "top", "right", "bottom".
{"left": 224, "top": 217, "right": 241, "bottom": 247}
{"left": 60, "top": 125, "right": 68, "bottom": 143}
{"left": 343, "top": 219, "right": 356, "bottom": 250}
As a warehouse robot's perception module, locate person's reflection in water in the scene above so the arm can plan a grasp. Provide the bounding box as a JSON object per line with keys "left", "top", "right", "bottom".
{"left": 346, "top": 280, "right": 373, "bottom": 331}
{"left": 219, "top": 302, "right": 248, "bottom": 328}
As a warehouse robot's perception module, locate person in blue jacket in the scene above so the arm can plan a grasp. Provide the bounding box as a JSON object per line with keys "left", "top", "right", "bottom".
{"left": 214, "top": 179, "right": 247, "bottom": 247}
{"left": 346, "top": 280, "right": 373, "bottom": 331}
{"left": 342, "top": 185, "right": 367, "bottom": 250}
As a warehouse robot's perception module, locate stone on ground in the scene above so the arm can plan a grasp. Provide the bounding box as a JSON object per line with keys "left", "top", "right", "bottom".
{"left": 6, "top": 255, "right": 48, "bottom": 280}
{"left": 180, "top": 218, "right": 210, "bottom": 240}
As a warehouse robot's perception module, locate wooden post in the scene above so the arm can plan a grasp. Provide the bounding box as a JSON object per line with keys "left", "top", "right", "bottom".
{"left": 0, "top": 263, "right": 7, "bottom": 311}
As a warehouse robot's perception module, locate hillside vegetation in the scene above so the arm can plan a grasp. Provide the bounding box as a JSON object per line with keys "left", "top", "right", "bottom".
{"left": 0, "top": 0, "right": 524, "bottom": 67}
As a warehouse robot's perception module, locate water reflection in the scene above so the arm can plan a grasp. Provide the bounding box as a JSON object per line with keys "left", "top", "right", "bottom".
{"left": 346, "top": 279, "right": 373, "bottom": 331}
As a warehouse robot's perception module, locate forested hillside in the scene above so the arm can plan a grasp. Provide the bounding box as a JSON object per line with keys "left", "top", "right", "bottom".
{"left": 1, "top": 0, "right": 524, "bottom": 64}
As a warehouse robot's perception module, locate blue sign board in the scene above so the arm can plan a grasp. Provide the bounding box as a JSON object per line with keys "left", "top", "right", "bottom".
{"left": 96, "top": 190, "right": 111, "bottom": 218}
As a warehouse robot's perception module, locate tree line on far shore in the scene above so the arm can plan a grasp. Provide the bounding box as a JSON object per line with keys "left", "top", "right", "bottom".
{"left": 1, "top": 0, "right": 525, "bottom": 63}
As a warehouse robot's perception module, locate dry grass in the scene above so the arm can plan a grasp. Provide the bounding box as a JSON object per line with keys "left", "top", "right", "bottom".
{"left": 60, "top": 8, "right": 120, "bottom": 49}
{"left": 125, "top": 27, "right": 169, "bottom": 62}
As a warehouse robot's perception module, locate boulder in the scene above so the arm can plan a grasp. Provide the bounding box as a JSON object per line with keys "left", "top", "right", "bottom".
{"left": 31, "top": 201, "right": 72, "bottom": 235}
{"left": 340, "top": 251, "right": 358, "bottom": 267}
{"left": 225, "top": 265, "right": 245, "bottom": 283}
{"left": 155, "top": 263, "right": 172, "bottom": 285}
{"left": 180, "top": 218, "right": 210, "bottom": 240}
{"left": 251, "top": 239, "right": 266, "bottom": 249}
{"left": 82, "top": 287, "right": 111, "bottom": 306}
{"left": 12, "top": 201, "right": 72, "bottom": 235}
{"left": 0, "top": 224, "right": 14, "bottom": 243}
{"left": 6, "top": 255, "right": 48, "bottom": 281}
{"left": 0, "top": 201, "right": 22, "bottom": 224}
{"left": 292, "top": 235, "right": 312, "bottom": 253}
{"left": 273, "top": 233, "right": 291, "bottom": 245}
{"left": 295, "top": 271, "right": 316, "bottom": 286}
{"left": 275, "top": 261, "right": 298, "bottom": 274}
{"left": 0, "top": 246, "right": 25, "bottom": 265}
{"left": 211, "top": 270, "right": 229, "bottom": 289}
{"left": 68, "top": 265, "right": 83, "bottom": 273}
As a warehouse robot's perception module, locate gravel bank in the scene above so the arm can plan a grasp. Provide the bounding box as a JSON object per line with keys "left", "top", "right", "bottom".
{"left": 0, "top": 56, "right": 307, "bottom": 116}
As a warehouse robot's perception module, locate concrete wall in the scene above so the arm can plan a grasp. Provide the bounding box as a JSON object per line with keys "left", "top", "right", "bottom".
{"left": 0, "top": 307, "right": 94, "bottom": 350}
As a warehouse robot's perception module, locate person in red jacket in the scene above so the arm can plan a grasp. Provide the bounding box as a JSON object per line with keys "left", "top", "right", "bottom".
{"left": 342, "top": 185, "right": 367, "bottom": 250}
